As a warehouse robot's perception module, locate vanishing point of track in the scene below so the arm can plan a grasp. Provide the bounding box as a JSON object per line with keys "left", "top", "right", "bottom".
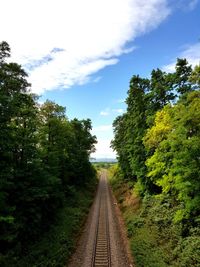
{"left": 91, "top": 174, "right": 111, "bottom": 267}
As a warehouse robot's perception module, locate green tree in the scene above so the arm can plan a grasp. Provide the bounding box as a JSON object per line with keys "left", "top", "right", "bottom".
{"left": 111, "top": 114, "right": 132, "bottom": 179}
{"left": 189, "top": 64, "right": 200, "bottom": 87}
{"left": 145, "top": 91, "right": 200, "bottom": 222}
{"left": 148, "top": 68, "right": 175, "bottom": 113}
{"left": 173, "top": 58, "right": 193, "bottom": 95}
{"left": 0, "top": 41, "right": 97, "bottom": 259}
{"left": 39, "top": 100, "right": 66, "bottom": 175}
{"left": 70, "top": 118, "right": 97, "bottom": 185}
{"left": 0, "top": 41, "right": 43, "bottom": 247}
{"left": 125, "top": 76, "right": 149, "bottom": 183}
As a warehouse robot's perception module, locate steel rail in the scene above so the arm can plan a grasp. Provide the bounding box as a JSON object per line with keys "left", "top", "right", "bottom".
{"left": 91, "top": 176, "right": 111, "bottom": 267}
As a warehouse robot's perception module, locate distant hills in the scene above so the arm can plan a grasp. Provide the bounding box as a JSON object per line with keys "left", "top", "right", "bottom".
{"left": 90, "top": 158, "right": 117, "bottom": 163}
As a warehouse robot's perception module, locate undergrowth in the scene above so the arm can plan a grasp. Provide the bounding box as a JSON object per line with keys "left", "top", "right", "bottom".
{"left": 109, "top": 167, "right": 200, "bottom": 267}
{"left": 0, "top": 179, "right": 97, "bottom": 267}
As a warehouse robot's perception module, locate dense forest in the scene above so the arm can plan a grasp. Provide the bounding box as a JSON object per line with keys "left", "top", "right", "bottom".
{"left": 111, "top": 58, "right": 200, "bottom": 266}
{"left": 0, "top": 41, "right": 97, "bottom": 266}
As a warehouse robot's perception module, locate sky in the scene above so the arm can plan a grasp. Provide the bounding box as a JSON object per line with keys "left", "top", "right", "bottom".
{"left": 0, "top": 0, "right": 199, "bottom": 158}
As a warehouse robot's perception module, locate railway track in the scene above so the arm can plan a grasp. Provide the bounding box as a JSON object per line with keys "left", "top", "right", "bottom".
{"left": 91, "top": 176, "right": 111, "bottom": 267}
{"left": 68, "top": 170, "right": 132, "bottom": 267}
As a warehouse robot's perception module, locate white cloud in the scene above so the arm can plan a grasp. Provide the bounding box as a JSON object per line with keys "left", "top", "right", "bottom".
{"left": 100, "top": 107, "right": 124, "bottom": 116}
{"left": 100, "top": 108, "right": 110, "bottom": 116}
{"left": 93, "top": 76, "right": 102, "bottom": 83}
{"left": 100, "top": 111, "right": 109, "bottom": 116}
{"left": 176, "top": 0, "right": 199, "bottom": 11}
{"left": 0, "top": 0, "right": 170, "bottom": 94}
{"left": 91, "top": 124, "right": 115, "bottom": 158}
{"left": 112, "top": 108, "right": 124, "bottom": 114}
{"left": 189, "top": 0, "right": 199, "bottom": 10}
{"left": 163, "top": 43, "right": 200, "bottom": 72}
{"left": 117, "top": 98, "right": 126, "bottom": 103}
{"left": 91, "top": 138, "right": 116, "bottom": 158}
{"left": 93, "top": 124, "right": 112, "bottom": 132}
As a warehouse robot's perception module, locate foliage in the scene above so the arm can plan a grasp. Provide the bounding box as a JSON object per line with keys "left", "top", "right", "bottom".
{"left": 93, "top": 161, "right": 117, "bottom": 171}
{"left": 111, "top": 58, "right": 200, "bottom": 266}
{"left": 110, "top": 172, "right": 200, "bottom": 267}
{"left": 0, "top": 41, "right": 97, "bottom": 265}
{"left": 0, "top": 181, "right": 97, "bottom": 267}
{"left": 189, "top": 64, "right": 200, "bottom": 86}
{"left": 145, "top": 91, "right": 200, "bottom": 221}
{"left": 112, "top": 57, "right": 200, "bottom": 220}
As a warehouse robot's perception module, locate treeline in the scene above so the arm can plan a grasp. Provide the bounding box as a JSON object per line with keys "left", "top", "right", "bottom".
{"left": 0, "top": 41, "right": 97, "bottom": 257}
{"left": 112, "top": 58, "right": 200, "bottom": 225}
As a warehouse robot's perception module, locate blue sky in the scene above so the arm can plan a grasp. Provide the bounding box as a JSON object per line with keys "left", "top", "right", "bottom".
{"left": 0, "top": 0, "right": 199, "bottom": 158}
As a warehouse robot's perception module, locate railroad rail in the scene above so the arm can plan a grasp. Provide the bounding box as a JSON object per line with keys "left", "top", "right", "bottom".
{"left": 91, "top": 176, "right": 111, "bottom": 267}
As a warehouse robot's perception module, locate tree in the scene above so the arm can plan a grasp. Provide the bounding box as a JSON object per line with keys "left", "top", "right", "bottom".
{"left": 148, "top": 68, "right": 175, "bottom": 113}
{"left": 174, "top": 58, "right": 193, "bottom": 95}
{"left": 125, "top": 76, "right": 149, "bottom": 182}
{"left": 112, "top": 58, "right": 198, "bottom": 196}
{"left": 69, "top": 118, "right": 97, "bottom": 185}
{"left": 0, "top": 42, "right": 97, "bottom": 255}
{"left": 111, "top": 114, "right": 132, "bottom": 179}
{"left": 39, "top": 100, "right": 67, "bottom": 175}
{"left": 0, "top": 41, "right": 42, "bottom": 247}
{"left": 145, "top": 91, "right": 200, "bottom": 222}
{"left": 189, "top": 64, "right": 200, "bottom": 87}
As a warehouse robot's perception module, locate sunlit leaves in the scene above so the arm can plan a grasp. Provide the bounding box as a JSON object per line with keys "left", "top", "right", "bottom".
{"left": 112, "top": 56, "right": 200, "bottom": 224}
{"left": 145, "top": 91, "right": 200, "bottom": 220}
{"left": 144, "top": 106, "right": 172, "bottom": 151}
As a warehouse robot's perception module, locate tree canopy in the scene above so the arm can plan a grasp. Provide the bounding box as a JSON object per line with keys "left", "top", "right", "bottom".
{"left": 0, "top": 41, "right": 97, "bottom": 254}
{"left": 112, "top": 58, "right": 200, "bottom": 222}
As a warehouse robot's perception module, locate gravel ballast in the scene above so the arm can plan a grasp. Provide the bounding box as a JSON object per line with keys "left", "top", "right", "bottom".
{"left": 67, "top": 170, "right": 134, "bottom": 267}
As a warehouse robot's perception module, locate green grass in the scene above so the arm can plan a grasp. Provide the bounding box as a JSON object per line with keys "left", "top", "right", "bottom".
{"left": 1, "top": 181, "right": 97, "bottom": 267}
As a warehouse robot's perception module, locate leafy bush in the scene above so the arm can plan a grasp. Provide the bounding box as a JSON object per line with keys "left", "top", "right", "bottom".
{"left": 130, "top": 227, "right": 167, "bottom": 267}
{"left": 110, "top": 170, "right": 200, "bottom": 267}
{"left": 0, "top": 179, "right": 97, "bottom": 267}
